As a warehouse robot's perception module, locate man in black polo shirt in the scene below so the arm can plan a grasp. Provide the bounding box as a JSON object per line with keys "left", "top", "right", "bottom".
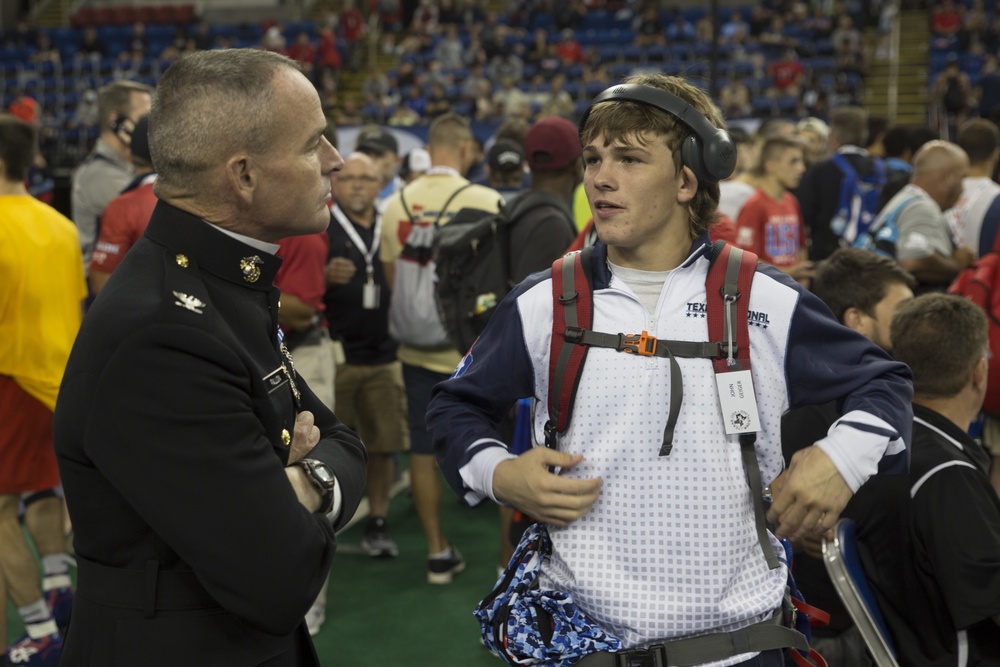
{"left": 851, "top": 293, "right": 1000, "bottom": 666}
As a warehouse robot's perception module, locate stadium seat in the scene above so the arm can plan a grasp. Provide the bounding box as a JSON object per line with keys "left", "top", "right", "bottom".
{"left": 527, "top": 13, "right": 553, "bottom": 32}
{"left": 609, "top": 62, "right": 631, "bottom": 79}
{"left": 110, "top": 6, "right": 136, "bottom": 25}
{"left": 646, "top": 44, "right": 666, "bottom": 62}
{"left": 963, "top": 53, "right": 985, "bottom": 74}
{"left": 667, "top": 43, "right": 690, "bottom": 62}
{"left": 585, "top": 79, "right": 607, "bottom": 97}
{"left": 599, "top": 44, "right": 623, "bottom": 62}
{"left": 822, "top": 520, "right": 900, "bottom": 667}
{"left": 777, "top": 94, "right": 799, "bottom": 114}
{"left": 136, "top": 6, "right": 158, "bottom": 24}
{"left": 809, "top": 56, "right": 836, "bottom": 75}
{"left": 814, "top": 37, "right": 835, "bottom": 55}
{"left": 580, "top": 10, "right": 608, "bottom": 31}
{"left": 71, "top": 6, "right": 96, "bottom": 27}
{"left": 175, "top": 5, "right": 196, "bottom": 24}
{"left": 751, "top": 97, "right": 774, "bottom": 116}
{"left": 681, "top": 7, "right": 706, "bottom": 22}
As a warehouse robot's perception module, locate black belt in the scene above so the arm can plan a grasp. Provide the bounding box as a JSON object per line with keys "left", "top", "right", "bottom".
{"left": 574, "top": 610, "right": 807, "bottom": 667}
{"left": 76, "top": 555, "right": 220, "bottom": 618}
{"left": 285, "top": 325, "right": 328, "bottom": 350}
{"left": 297, "top": 327, "right": 327, "bottom": 347}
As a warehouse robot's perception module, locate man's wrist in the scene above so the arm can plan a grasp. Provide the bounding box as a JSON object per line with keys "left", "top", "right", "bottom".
{"left": 288, "top": 465, "right": 323, "bottom": 512}
{"left": 292, "top": 459, "right": 336, "bottom": 513}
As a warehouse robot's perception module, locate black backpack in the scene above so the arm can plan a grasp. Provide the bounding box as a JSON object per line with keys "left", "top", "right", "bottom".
{"left": 434, "top": 192, "right": 563, "bottom": 353}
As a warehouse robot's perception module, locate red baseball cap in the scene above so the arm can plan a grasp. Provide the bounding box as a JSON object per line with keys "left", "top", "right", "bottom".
{"left": 524, "top": 116, "right": 582, "bottom": 172}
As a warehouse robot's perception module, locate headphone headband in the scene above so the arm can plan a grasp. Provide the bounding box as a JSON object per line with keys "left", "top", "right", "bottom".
{"left": 578, "top": 83, "right": 736, "bottom": 184}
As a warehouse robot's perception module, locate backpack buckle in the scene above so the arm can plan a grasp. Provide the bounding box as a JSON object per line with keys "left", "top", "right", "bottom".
{"left": 564, "top": 326, "right": 584, "bottom": 344}
{"left": 615, "top": 645, "right": 665, "bottom": 667}
{"left": 620, "top": 331, "right": 657, "bottom": 356}
{"left": 714, "top": 341, "right": 739, "bottom": 359}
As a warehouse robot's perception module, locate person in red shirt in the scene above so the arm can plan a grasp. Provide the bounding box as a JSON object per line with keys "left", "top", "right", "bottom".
{"left": 709, "top": 211, "right": 738, "bottom": 245}
{"left": 931, "top": 0, "right": 963, "bottom": 37}
{"left": 556, "top": 29, "right": 586, "bottom": 65}
{"left": 735, "top": 135, "right": 814, "bottom": 285}
{"left": 339, "top": 0, "right": 365, "bottom": 71}
{"left": 89, "top": 115, "right": 157, "bottom": 294}
{"left": 767, "top": 48, "right": 805, "bottom": 98}
{"left": 316, "top": 27, "right": 342, "bottom": 81}
{"left": 285, "top": 31, "right": 317, "bottom": 77}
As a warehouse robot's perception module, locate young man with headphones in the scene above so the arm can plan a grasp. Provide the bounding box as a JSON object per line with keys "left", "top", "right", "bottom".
{"left": 427, "top": 74, "right": 914, "bottom": 666}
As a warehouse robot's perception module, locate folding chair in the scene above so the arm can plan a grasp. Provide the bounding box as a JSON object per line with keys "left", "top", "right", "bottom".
{"left": 821, "top": 519, "right": 901, "bottom": 667}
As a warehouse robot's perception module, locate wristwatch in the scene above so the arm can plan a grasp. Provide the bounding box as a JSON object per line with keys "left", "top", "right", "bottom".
{"left": 294, "top": 459, "right": 336, "bottom": 514}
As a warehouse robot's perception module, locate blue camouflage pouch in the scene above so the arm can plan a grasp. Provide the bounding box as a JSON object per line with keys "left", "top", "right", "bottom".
{"left": 474, "top": 523, "right": 623, "bottom": 666}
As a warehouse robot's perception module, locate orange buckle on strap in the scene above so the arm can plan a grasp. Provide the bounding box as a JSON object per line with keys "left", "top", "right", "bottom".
{"left": 621, "top": 331, "right": 657, "bottom": 356}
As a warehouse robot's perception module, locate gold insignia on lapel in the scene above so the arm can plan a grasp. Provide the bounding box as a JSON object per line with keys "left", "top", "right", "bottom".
{"left": 281, "top": 429, "right": 291, "bottom": 446}
{"left": 172, "top": 291, "right": 206, "bottom": 314}
{"left": 175, "top": 254, "right": 189, "bottom": 268}
{"left": 240, "top": 255, "right": 263, "bottom": 283}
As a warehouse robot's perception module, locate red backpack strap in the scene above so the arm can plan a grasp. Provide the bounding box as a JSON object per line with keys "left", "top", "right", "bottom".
{"left": 706, "top": 240, "right": 757, "bottom": 374}
{"left": 705, "top": 241, "right": 780, "bottom": 569}
{"left": 546, "top": 247, "right": 595, "bottom": 449}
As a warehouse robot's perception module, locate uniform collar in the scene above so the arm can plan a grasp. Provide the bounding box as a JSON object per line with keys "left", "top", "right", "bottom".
{"left": 590, "top": 234, "right": 712, "bottom": 290}
{"left": 912, "top": 403, "right": 973, "bottom": 448}
{"left": 912, "top": 403, "right": 991, "bottom": 474}
{"left": 144, "top": 201, "right": 283, "bottom": 291}
{"left": 212, "top": 223, "right": 280, "bottom": 255}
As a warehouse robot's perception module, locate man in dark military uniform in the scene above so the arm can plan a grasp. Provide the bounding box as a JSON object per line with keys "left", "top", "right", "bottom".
{"left": 53, "top": 49, "right": 366, "bottom": 667}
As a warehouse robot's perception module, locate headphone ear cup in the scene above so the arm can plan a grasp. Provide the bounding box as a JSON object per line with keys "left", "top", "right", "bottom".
{"left": 110, "top": 115, "right": 126, "bottom": 136}
{"left": 680, "top": 134, "right": 710, "bottom": 185}
{"left": 702, "top": 130, "right": 738, "bottom": 184}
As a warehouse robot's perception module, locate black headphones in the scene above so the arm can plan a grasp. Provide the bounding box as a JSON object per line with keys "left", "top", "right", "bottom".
{"left": 578, "top": 84, "right": 737, "bottom": 185}
{"left": 110, "top": 115, "right": 132, "bottom": 138}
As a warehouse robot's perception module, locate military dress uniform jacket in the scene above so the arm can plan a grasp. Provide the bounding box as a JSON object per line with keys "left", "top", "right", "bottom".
{"left": 53, "top": 201, "right": 367, "bottom": 667}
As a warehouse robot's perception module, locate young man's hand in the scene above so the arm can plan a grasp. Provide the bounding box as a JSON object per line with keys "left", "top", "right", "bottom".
{"left": 767, "top": 446, "right": 851, "bottom": 541}
{"left": 492, "top": 448, "right": 603, "bottom": 526}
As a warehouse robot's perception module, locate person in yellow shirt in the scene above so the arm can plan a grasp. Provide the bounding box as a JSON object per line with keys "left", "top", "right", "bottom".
{"left": 0, "top": 114, "right": 87, "bottom": 665}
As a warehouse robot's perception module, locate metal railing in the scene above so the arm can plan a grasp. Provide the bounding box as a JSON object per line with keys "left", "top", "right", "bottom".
{"left": 887, "top": 1, "right": 901, "bottom": 121}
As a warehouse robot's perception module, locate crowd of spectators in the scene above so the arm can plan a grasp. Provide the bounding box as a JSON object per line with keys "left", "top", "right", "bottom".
{"left": 369, "top": 0, "right": 871, "bottom": 125}
{"left": 928, "top": 0, "right": 1000, "bottom": 135}
{"left": 0, "top": 0, "right": 880, "bottom": 171}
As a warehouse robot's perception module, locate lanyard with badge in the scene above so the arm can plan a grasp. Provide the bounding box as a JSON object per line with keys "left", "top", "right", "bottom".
{"left": 332, "top": 204, "right": 383, "bottom": 310}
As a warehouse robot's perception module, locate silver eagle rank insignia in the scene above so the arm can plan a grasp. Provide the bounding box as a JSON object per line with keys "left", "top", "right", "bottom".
{"left": 173, "top": 291, "right": 207, "bottom": 314}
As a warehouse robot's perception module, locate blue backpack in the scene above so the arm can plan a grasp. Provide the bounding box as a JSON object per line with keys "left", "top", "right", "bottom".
{"left": 853, "top": 195, "right": 920, "bottom": 258}
{"left": 830, "top": 153, "right": 886, "bottom": 246}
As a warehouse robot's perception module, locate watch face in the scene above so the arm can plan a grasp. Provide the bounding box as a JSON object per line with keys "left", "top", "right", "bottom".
{"left": 310, "top": 461, "right": 336, "bottom": 486}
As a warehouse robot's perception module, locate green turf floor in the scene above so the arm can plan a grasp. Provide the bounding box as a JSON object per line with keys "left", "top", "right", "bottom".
{"left": 316, "top": 482, "right": 504, "bottom": 666}
{"left": 6, "top": 474, "right": 505, "bottom": 666}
